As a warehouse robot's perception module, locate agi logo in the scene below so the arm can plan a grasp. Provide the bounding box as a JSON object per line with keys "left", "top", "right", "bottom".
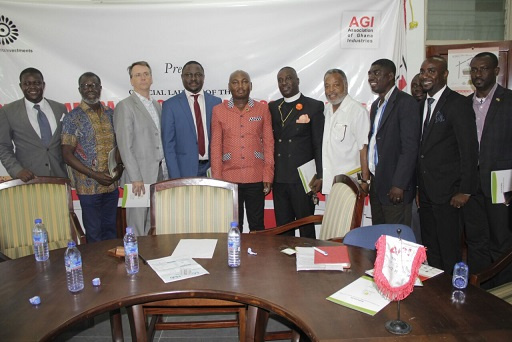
{"left": 0, "top": 15, "right": 19, "bottom": 45}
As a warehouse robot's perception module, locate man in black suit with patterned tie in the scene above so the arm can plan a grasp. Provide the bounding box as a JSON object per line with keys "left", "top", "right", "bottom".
{"left": 466, "top": 52, "right": 512, "bottom": 285}
{"left": 417, "top": 56, "right": 479, "bottom": 273}
{"left": 269, "top": 67, "right": 324, "bottom": 238}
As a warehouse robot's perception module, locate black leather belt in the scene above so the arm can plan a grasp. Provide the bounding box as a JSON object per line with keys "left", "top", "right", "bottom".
{"left": 199, "top": 160, "right": 209, "bottom": 164}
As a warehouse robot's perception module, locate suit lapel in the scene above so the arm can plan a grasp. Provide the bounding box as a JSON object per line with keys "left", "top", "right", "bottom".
{"left": 376, "top": 88, "right": 398, "bottom": 133}
{"left": 18, "top": 99, "right": 46, "bottom": 143}
{"left": 482, "top": 85, "right": 504, "bottom": 137}
{"left": 130, "top": 93, "right": 158, "bottom": 130}
{"left": 178, "top": 91, "right": 197, "bottom": 135}
{"left": 422, "top": 88, "right": 449, "bottom": 143}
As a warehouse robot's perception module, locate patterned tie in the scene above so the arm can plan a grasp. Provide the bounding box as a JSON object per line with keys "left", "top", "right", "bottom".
{"left": 192, "top": 94, "right": 205, "bottom": 156}
{"left": 34, "top": 104, "right": 52, "bottom": 146}
{"left": 422, "top": 98, "right": 435, "bottom": 136}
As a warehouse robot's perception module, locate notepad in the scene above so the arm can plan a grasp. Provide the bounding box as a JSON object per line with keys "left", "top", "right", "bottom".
{"left": 296, "top": 247, "right": 345, "bottom": 271}
{"left": 313, "top": 245, "right": 351, "bottom": 268}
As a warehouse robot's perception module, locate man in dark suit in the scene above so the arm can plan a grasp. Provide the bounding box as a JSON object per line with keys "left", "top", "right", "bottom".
{"left": 0, "top": 67, "right": 67, "bottom": 181}
{"left": 466, "top": 52, "right": 512, "bottom": 283}
{"left": 269, "top": 67, "right": 324, "bottom": 238}
{"left": 418, "top": 56, "right": 479, "bottom": 273}
{"left": 367, "top": 59, "right": 420, "bottom": 225}
{"left": 162, "top": 61, "right": 222, "bottom": 178}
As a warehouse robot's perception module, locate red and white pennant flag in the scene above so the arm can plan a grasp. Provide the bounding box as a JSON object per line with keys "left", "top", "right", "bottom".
{"left": 374, "top": 235, "right": 426, "bottom": 301}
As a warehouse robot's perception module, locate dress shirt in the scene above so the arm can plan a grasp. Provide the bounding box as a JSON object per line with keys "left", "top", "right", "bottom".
{"left": 368, "top": 86, "right": 394, "bottom": 174}
{"left": 134, "top": 91, "right": 164, "bottom": 162}
{"left": 284, "top": 92, "right": 301, "bottom": 103}
{"left": 184, "top": 89, "right": 209, "bottom": 160}
{"left": 422, "top": 85, "right": 446, "bottom": 133}
{"left": 473, "top": 82, "right": 497, "bottom": 143}
{"left": 24, "top": 98, "right": 57, "bottom": 137}
{"left": 211, "top": 98, "right": 274, "bottom": 184}
{"left": 322, "top": 95, "right": 370, "bottom": 194}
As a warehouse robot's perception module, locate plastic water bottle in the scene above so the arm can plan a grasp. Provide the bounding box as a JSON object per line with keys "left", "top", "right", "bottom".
{"left": 452, "top": 262, "right": 469, "bottom": 289}
{"left": 227, "top": 221, "right": 241, "bottom": 267}
{"left": 124, "top": 227, "right": 139, "bottom": 274}
{"left": 64, "top": 241, "right": 84, "bottom": 292}
{"left": 32, "top": 218, "right": 49, "bottom": 261}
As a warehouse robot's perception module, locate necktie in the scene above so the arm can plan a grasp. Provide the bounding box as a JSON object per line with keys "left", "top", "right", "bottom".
{"left": 192, "top": 94, "right": 205, "bottom": 156}
{"left": 34, "top": 104, "right": 52, "bottom": 146}
{"left": 422, "top": 98, "right": 435, "bottom": 135}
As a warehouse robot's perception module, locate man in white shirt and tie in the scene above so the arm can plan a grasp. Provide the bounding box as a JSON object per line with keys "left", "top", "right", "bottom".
{"left": 0, "top": 67, "right": 68, "bottom": 181}
{"left": 162, "top": 61, "right": 222, "bottom": 178}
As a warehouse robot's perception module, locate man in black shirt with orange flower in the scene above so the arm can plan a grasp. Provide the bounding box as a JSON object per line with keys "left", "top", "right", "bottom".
{"left": 269, "top": 67, "right": 324, "bottom": 238}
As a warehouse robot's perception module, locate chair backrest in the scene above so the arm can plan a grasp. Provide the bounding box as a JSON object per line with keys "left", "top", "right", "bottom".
{"left": 319, "top": 174, "right": 365, "bottom": 240}
{"left": 0, "top": 177, "right": 85, "bottom": 259}
{"left": 150, "top": 177, "right": 238, "bottom": 235}
{"left": 343, "top": 224, "right": 417, "bottom": 250}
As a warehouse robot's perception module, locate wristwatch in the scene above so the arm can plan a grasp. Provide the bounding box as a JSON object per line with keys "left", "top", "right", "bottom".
{"left": 360, "top": 179, "right": 371, "bottom": 185}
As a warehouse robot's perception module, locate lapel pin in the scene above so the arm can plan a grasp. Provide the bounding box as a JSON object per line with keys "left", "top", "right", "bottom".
{"left": 496, "top": 98, "right": 501, "bottom": 102}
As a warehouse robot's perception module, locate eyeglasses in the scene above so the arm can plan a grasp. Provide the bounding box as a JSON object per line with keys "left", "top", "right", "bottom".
{"left": 469, "top": 67, "right": 491, "bottom": 74}
{"left": 80, "top": 83, "right": 101, "bottom": 90}
{"left": 132, "top": 72, "right": 151, "bottom": 78}
{"left": 183, "top": 72, "right": 204, "bottom": 79}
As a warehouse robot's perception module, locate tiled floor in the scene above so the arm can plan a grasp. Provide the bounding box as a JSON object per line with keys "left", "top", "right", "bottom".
{"left": 55, "top": 309, "right": 292, "bottom": 342}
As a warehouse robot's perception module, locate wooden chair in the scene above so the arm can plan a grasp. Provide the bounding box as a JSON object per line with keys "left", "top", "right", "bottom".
{"left": 139, "top": 177, "right": 247, "bottom": 341}
{"left": 251, "top": 174, "right": 365, "bottom": 341}
{"left": 470, "top": 248, "right": 512, "bottom": 305}
{"left": 254, "top": 174, "right": 365, "bottom": 241}
{"left": 0, "top": 177, "right": 86, "bottom": 259}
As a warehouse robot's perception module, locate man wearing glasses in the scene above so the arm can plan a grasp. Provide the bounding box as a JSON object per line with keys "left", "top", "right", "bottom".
{"left": 62, "top": 72, "right": 123, "bottom": 242}
{"left": 115, "top": 61, "right": 165, "bottom": 237}
{"left": 162, "top": 61, "right": 222, "bottom": 178}
{"left": 323, "top": 69, "right": 370, "bottom": 196}
{"left": 0, "top": 67, "right": 68, "bottom": 181}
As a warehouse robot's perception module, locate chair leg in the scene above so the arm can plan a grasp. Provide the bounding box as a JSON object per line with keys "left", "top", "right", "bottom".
{"left": 238, "top": 307, "right": 247, "bottom": 342}
{"left": 147, "top": 314, "right": 160, "bottom": 341}
{"left": 127, "top": 304, "right": 148, "bottom": 342}
{"left": 109, "top": 308, "right": 123, "bottom": 342}
{"left": 246, "top": 305, "right": 269, "bottom": 342}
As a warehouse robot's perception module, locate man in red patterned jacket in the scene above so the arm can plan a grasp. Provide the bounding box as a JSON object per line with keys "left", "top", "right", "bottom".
{"left": 211, "top": 70, "right": 274, "bottom": 231}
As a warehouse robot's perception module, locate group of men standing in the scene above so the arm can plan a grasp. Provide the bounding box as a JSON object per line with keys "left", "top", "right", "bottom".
{"left": 1, "top": 54, "right": 511, "bottom": 286}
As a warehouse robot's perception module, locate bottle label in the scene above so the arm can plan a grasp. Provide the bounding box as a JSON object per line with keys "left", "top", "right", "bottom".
{"left": 65, "top": 258, "right": 82, "bottom": 272}
{"left": 125, "top": 242, "right": 138, "bottom": 256}
{"left": 33, "top": 235, "right": 41, "bottom": 243}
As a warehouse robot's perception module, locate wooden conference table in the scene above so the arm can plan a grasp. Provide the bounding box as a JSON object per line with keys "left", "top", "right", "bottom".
{"left": 1, "top": 233, "right": 512, "bottom": 341}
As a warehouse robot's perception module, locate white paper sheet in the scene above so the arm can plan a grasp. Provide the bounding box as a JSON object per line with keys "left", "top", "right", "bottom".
{"left": 491, "top": 169, "right": 512, "bottom": 204}
{"left": 121, "top": 184, "right": 150, "bottom": 208}
{"left": 327, "top": 276, "right": 391, "bottom": 316}
{"left": 171, "top": 239, "right": 218, "bottom": 259}
{"left": 147, "top": 256, "right": 209, "bottom": 283}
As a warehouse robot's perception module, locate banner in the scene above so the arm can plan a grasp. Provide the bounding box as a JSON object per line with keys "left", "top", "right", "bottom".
{"left": 1, "top": 0, "right": 404, "bottom": 180}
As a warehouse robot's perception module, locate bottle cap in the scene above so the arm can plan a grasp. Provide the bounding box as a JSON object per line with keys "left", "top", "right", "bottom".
{"left": 29, "top": 296, "right": 41, "bottom": 305}
{"left": 230, "top": 222, "right": 238, "bottom": 228}
{"left": 34, "top": 218, "right": 42, "bottom": 224}
{"left": 92, "top": 278, "right": 101, "bottom": 286}
{"left": 67, "top": 241, "right": 76, "bottom": 248}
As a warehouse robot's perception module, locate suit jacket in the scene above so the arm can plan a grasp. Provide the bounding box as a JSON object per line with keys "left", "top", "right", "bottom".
{"left": 161, "top": 91, "right": 222, "bottom": 178}
{"left": 369, "top": 88, "right": 420, "bottom": 204}
{"left": 0, "top": 98, "right": 67, "bottom": 178}
{"left": 114, "top": 93, "right": 163, "bottom": 185}
{"left": 418, "top": 87, "right": 479, "bottom": 204}
{"left": 471, "top": 84, "right": 512, "bottom": 198}
{"left": 269, "top": 94, "right": 324, "bottom": 184}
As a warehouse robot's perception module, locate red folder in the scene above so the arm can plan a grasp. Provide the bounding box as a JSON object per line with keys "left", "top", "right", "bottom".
{"left": 314, "top": 246, "right": 351, "bottom": 268}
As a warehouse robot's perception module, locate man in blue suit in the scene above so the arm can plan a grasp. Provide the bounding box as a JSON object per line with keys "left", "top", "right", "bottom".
{"left": 162, "top": 61, "right": 222, "bottom": 178}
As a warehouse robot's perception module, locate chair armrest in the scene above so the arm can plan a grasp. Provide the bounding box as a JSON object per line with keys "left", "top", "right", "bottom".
{"left": 70, "top": 212, "right": 87, "bottom": 245}
{"left": 251, "top": 215, "right": 324, "bottom": 235}
{"left": 470, "top": 247, "right": 512, "bottom": 287}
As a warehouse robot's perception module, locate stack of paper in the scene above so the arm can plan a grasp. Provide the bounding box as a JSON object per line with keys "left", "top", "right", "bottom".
{"left": 296, "top": 246, "right": 349, "bottom": 271}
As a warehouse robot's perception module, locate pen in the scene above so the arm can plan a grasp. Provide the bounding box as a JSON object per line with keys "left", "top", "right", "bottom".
{"left": 313, "top": 247, "right": 328, "bottom": 256}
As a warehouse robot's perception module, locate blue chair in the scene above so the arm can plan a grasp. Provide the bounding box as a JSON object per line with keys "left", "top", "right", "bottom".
{"left": 343, "top": 224, "right": 417, "bottom": 250}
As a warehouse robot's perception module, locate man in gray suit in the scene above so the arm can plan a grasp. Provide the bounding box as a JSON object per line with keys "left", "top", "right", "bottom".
{"left": 0, "top": 67, "right": 67, "bottom": 181}
{"left": 115, "top": 61, "right": 165, "bottom": 236}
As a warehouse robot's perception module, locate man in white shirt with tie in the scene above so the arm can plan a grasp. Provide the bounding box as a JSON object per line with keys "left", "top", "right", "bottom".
{"left": 0, "top": 67, "right": 67, "bottom": 181}
{"left": 162, "top": 61, "right": 222, "bottom": 178}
